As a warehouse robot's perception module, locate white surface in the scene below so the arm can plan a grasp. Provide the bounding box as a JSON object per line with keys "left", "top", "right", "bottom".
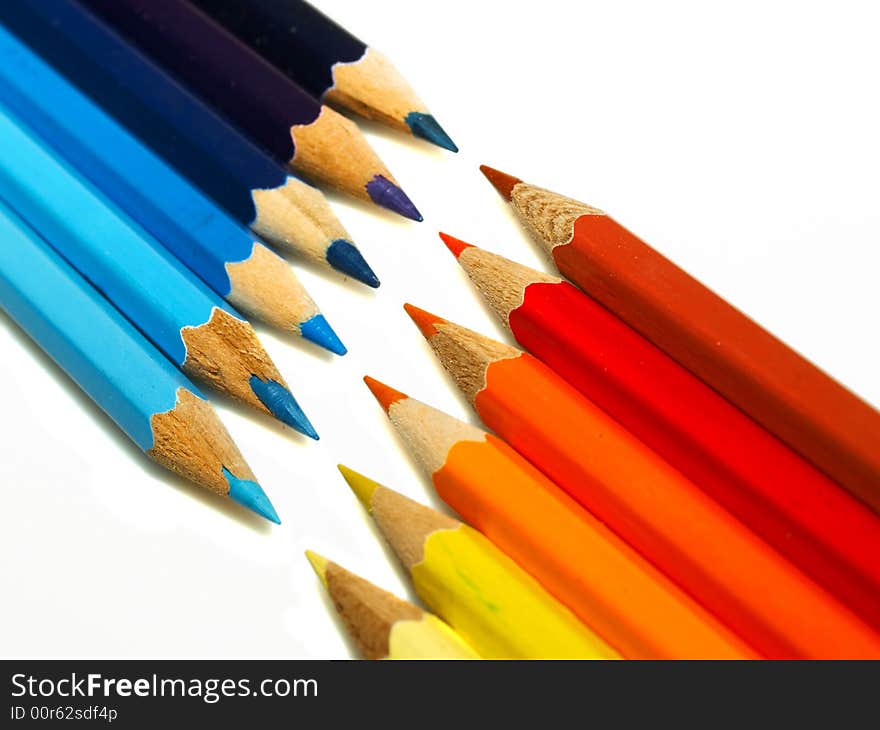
{"left": 1, "top": 0, "right": 878, "bottom": 658}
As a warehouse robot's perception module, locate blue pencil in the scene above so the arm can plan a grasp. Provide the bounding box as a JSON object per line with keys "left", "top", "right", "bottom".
{"left": 0, "top": 22, "right": 345, "bottom": 356}
{"left": 0, "top": 200, "right": 280, "bottom": 524}
{"left": 0, "top": 104, "right": 318, "bottom": 439}
{"left": 0, "top": 1, "right": 379, "bottom": 288}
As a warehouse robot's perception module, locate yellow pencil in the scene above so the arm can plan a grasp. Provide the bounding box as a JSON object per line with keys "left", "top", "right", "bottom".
{"left": 304, "top": 551, "right": 480, "bottom": 660}
{"left": 338, "top": 466, "right": 619, "bottom": 659}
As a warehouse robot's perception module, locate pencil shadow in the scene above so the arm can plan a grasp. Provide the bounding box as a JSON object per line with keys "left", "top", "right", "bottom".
{"left": 206, "top": 384, "right": 319, "bottom": 448}
{"left": 321, "top": 185, "right": 427, "bottom": 229}
{"left": 352, "top": 115, "right": 451, "bottom": 162}
{"left": 0, "top": 310, "right": 272, "bottom": 533}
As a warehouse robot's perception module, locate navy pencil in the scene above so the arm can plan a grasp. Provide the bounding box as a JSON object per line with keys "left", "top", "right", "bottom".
{"left": 79, "top": 0, "right": 422, "bottom": 221}
{"left": 192, "top": 0, "right": 457, "bottom": 152}
{"left": 0, "top": 0, "right": 380, "bottom": 286}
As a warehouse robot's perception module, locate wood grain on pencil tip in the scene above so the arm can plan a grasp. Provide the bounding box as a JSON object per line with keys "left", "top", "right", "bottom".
{"left": 0, "top": 1, "right": 380, "bottom": 287}
{"left": 404, "top": 305, "right": 880, "bottom": 658}
{"left": 191, "top": 0, "right": 457, "bottom": 152}
{"left": 479, "top": 164, "right": 880, "bottom": 513}
{"left": 441, "top": 233, "right": 880, "bottom": 630}
{"left": 337, "top": 465, "right": 619, "bottom": 659}
{"left": 362, "top": 377, "right": 753, "bottom": 659}
{"left": 0, "top": 205, "right": 278, "bottom": 524}
{"left": 304, "top": 551, "right": 479, "bottom": 659}
{"left": 79, "top": 0, "right": 422, "bottom": 221}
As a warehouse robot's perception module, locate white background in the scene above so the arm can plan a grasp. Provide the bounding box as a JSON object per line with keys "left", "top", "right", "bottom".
{"left": 1, "top": 0, "right": 878, "bottom": 658}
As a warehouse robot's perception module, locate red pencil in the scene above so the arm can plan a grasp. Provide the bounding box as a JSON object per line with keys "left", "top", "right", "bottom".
{"left": 440, "top": 233, "right": 880, "bottom": 630}
{"left": 480, "top": 166, "right": 880, "bottom": 513}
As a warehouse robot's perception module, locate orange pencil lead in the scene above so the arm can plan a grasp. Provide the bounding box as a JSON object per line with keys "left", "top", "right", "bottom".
{"left": 438, "top": 232, "right": 474, "bottom": 259}
{"left": 403, "top": 303, "right": 445, "bottom": 338}
{"left": 363, "top": 375, "right": 407, "bottom": 412}
{"left": 479, "top": 165, "right": 522, "bottom": 201}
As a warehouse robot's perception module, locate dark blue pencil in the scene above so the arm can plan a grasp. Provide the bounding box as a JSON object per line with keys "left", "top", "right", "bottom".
{"left": 79, "top": 0, "right": 422, "bottom": 221}
{"left": 192, "top": 0, "right": 457, "bottom": 152}
{"left": 0, "top": 0, "right": 380, "bottom": 287}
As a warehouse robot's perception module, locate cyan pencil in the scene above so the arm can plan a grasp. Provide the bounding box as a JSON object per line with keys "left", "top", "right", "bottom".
{"left": 79, "top": 0, "right": 422, "bottom": 220}
{"left": 0, "top": 1, "right": 379, "bottom": 288}
{"left": 0, "top": 200, "right": 279, "bottom": 523}
{"left": 0, "top": 104, "right": 317, "bottom": 439}
{"left": 0, "top": 22, "right": 345, "bottom": 355}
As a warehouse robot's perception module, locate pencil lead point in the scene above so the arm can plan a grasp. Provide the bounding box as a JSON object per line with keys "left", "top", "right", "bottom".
{"left": 249, "top": 376, "right": 319, "bottom": 439}
{"left": 405, "top": 112, "right": 458, "bottom": 152}
{"left": 337, "top": 464, "right": 380, "bottom": 511}
{"left": 300, "top": 314, "right": 347, "bottom": 356}
{"left": 225, "top": 468, "right": 281, "bottom": 524}
{"left": 479, "top": 165, "right": 521, "bottom": 201}
{"left": 403, "top": 303, "right": 445, "bottom": 339}
{"left": 438, "top": 232, "right": 474, "bottom": 259}
{"left": 304, "top": 550, "right": 329, "bottom": 587}
{"left": 363, "top": 375, "right": 407, "bottom": 412}
{"left": 366, "top": 175, "right": 423, "bottom": 221}
{"left": 326, "top": 239, "right": 380, "bottom": 288}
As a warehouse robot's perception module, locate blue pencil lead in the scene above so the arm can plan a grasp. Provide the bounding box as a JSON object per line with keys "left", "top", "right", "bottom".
{"left": 405, "top": 112, "right": 458, "bottom": 153}
{"left": 224, "top": 468, "right": 281, "bottom": 524}
{"left": 326, "top": 239, "right": 380, "bottom": 288}
{"left": 365, "top": 175, "right": 423, "bottom": 222}
{"left": 299, "top": 314, "right": 348, "bottom": 356}
{"left": 249, "top": 376, "right": 319, "bottom": 439}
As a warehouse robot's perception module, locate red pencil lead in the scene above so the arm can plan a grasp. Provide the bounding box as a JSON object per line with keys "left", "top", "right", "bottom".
{"left": 403, "top": 303, "right": 445, "bottom": 339}
{"left": 479, "top": 165, "right": 522, "bottom": 201}
{"left": 438, "top": 232, "right": 474, "bottom": 259}
{"left": 363, "top": 376, "right": 407, "bottom": 412}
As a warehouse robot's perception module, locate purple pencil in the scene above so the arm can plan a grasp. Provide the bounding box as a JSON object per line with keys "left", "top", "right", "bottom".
{"left": 79, "top": 0, "right": 421, "bottom": 221}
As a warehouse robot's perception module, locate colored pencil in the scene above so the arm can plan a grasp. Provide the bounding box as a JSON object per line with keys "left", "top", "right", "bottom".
{"left": 0, "top": 0, "right": 378, "bottom": 288}
{"left": 440, "top": 233, "right": 880, "bottom": 631}
{"left": 191, "top": 0, "right": 457, "bottom": 152}
{"left": 0, "top": 201, "right": 279, "bottom": 524}
{"left": 362, "top": 377, "right": 754, "bottom": 659}
{"left": 0, "top": 24, "right": 345, "bottom": 356}
{"left": 480, "top": 165, "right": 880, "bottom": 513}
{"left": 338, "top": 465, "right": 619, "bottom": 659}
{"left": 78, "top": 0, "right": 421, "bottom": 221}
{"left": 0, "top": 105, "right": 317, "bottom": 438}
{"left": 404, "top": 305, "right": 880, "bottom": 658}
{"left": 304, "top": 551, "right": 479, "bottom": 659}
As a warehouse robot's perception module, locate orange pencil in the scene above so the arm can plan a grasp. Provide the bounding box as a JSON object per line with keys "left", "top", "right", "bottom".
{"left": 479, "top": 165, "right": 880, "bottom": 512}
{"left": 404, "top": 305, "right": 880, "bottom": 659}
{"left": 363, "top": 375, "right": 754, "bottom": 659}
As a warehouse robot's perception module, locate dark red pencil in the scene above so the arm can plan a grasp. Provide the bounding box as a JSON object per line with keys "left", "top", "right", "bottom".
{"left": 441, "top": 232, "right": 880, "bottom": 630}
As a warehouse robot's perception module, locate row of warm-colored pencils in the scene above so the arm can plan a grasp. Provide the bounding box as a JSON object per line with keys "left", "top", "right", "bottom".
{"left": 309, "top": 172, "right": 880, "bottom": 659}
{"left": 0, "top": 1, "right": 451, "bottom": 525}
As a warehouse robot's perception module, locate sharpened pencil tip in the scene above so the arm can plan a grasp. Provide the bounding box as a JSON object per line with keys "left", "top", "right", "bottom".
{"left": 225, "top": 468, "right": 281, "bottom": 524}
{"left": 438, "top": 232, "right": 474, "bottom": 259}
{"left": 363, "top": 375, "right": 407, "bottom": 412}
{"left": 249, "top": 376, "right": 319, "bottom": 439}
{"left": 304, "top": 550, "right": 329, "bottom": 587}
{"left": 326, "top": 239, "right": 380, "bottom": 288}
{"left": 405, "top": 112, "right": 458, "bottom": 152}
{"left": 403, "top": 303, "right": 445, "bottom": 339}
{"left": 337, "top": 464, "right": 380, "bottom": 511}
{"left": 300, "top": 314, "right": 348, "bottom": 356}
{"left": 479, "top": 165, "right": 522, "bottom": 201}
{"left": 366, "top": 175, "right": 423, "bottom": 221}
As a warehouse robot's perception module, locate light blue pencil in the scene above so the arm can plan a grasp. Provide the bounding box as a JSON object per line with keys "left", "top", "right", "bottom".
{"left": 0, "top": 22, "right": 345, "bottom": 356}
{"left": 0, "top": 200, "right": 279, "bottom": 523}
{"left": 0, "top": 104, "right": 317, "bottom": 439}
